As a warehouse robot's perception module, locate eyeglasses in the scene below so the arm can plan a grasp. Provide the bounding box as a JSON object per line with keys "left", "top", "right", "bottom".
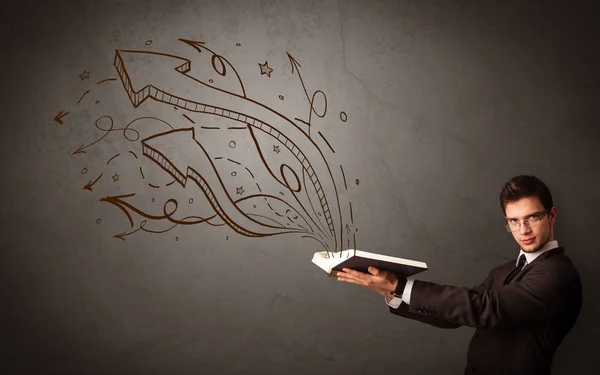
{"left": 504, "top": 209, "right": 549, "bottom": 232}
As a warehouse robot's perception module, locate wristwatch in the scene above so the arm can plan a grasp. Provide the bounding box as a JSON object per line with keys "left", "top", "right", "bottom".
{"left": 392, "top": 277, "right": 408, "bottom": 298}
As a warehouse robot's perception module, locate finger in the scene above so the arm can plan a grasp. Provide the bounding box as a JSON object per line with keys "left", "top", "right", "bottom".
{"left": 368, "top": 266, "right": 380, "bottom": 276}
{"left": 342, "top": 268, "right": 370, "bottom": 279}
{"left": 337, "top": 275, "right": 368, "bottom": 286}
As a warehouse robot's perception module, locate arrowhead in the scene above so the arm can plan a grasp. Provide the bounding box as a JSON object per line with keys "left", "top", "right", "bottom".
{"left": 178, "top": 38, "right": 206, "bottom": 54}
{"left": 83, "top": 181, "right": 94, "bottom": 191}
{"left": 114, "top": 231, "right": 127, "bottom": 241}
{"left": 286, "top": 53, "right": 301, "bottom": 73}
{"left": 113, "top": 50, "right": 191, "bottom": 108}
{"left": 54, "top": 110, "right": 68, "bottom": 125}
{"left": 72, "top": 145, "right": 86, "bottom": 155}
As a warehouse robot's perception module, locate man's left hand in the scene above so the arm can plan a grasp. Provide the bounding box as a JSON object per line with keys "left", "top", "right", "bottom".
{"left": 336, "top": 266, "right": 399, "bottom": 298}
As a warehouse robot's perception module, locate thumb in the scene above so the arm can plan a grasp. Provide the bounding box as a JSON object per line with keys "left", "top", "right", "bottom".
{"left": 368, "top": 266, "right": 379, "bottom": 275}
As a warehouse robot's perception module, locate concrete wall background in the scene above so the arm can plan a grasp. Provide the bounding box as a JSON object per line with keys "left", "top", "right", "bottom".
{"left": 1, "top": 1, "right": 598, "bottom": 374}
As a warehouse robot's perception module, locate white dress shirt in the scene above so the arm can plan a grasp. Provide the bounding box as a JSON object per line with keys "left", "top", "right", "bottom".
{"left": 385, "top": 240, "right": 560, "bottom": 309}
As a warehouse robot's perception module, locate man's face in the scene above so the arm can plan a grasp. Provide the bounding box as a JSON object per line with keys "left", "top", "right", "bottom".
{"left": 504, "top": 196, "right": 556, "bottom": 252}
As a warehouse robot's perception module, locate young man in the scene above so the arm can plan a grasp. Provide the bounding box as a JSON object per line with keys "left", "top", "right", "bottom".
{"left": 336, "top": 175, "right": 582, "bottom": 375}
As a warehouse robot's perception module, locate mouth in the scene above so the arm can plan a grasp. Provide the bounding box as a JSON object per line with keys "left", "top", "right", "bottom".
{"left": 522, "top": 237, "right": 535, "bottom": 245}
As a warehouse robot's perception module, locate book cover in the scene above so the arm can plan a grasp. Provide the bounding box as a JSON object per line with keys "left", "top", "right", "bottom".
{"left": 312, "top": 249, "right": 428, "bottom": 277}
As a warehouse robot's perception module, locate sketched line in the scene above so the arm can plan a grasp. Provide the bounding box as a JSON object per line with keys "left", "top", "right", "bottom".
{"left": 340, "top": 165, "right": 347, "bottom": 190}
{"left": 83, "top": 173, "right": 103, "bottom": 191}
{"left": 72, "top": 115, "right": 173, "bottom": 155}
{"left": 129, "top": 151, "right": 138, "bottom": 159}
{"left": 247, "top": 214, "right": 286, "bottom": 228}
{"left": 349, "top": 201, "right": 354, "bottom": 223}
{"left": 149, "top": 183, "right": 159, "bottom": 188}
{"left": 302, "top": 235, "right": 327, "bottom": 250}
{"left": 107, "top": 153, "right": 120, "bottom": 165}
{"left": 183, "top": 113, "right": 195, "bottom": 123}
{"left": 77, "top": 90, "right": 90, "bottom": 105}
{"left": 178, "top": 38, "right": 247, "bottom": 97}
{"left": 302, "top": 167, "right": 328, "bottom": 235}
{"left": 318, "top": 131, "right": 335, "bottom": 153}
{"left": 139, "top": 167, "right": 145, "bottom": 179}
{"left": 201, "top": 126, "right": 220, "bottom": 130}
{"left": 227, "top": 158, "right": 241, "bottom": 165}
{"left": 101, "top": 194, "right": 217, "bottom": 229}
{"left": 237, "top": 194, "right": 312, "bottom": 234}
{"left": 245, "top": 167, "right": 254, "bottom": 178}
{"left": 228, "top": 126, "right": 246, "bottom": 130}
{"left": 166, "top": 180, "right": 176, "bottom": 186}
{"left": 214, "top": 156, "right": 223, "bottom": 160}
{"left": 353, "top": 233, "right": 356, "bottom": 249}
{"left": 256, "top": 182, "right": 262, "bottom": 192}
{"left": 97, "top": 78, "right": 117, "bottom": 84}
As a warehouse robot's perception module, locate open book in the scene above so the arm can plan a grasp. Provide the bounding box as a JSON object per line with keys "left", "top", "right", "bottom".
{"left": 312, "top": 249, "right": 428, "bottom": 277}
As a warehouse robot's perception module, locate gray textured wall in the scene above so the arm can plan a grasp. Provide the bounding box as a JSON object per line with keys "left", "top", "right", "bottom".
{"left": 1, "top": 0, "right": 598, "bottom": 374}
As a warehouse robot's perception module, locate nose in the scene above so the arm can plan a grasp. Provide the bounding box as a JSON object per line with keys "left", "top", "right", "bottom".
{"left": 519, "top": 222, "right": 532, "bottom": 235}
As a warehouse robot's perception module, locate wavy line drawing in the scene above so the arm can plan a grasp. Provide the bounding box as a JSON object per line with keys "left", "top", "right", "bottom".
{"left": 110, "top": 40, "right": 346, "bottom": 251}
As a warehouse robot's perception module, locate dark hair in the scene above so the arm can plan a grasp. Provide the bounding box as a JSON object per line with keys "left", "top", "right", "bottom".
{"left": 499, "top": 175, "right": 554, "bottom": 214}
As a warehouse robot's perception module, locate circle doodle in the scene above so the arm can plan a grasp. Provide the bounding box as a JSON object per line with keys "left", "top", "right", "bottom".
{"left": 145, "top": 40, "right": 152, "bottom": 45}
{"left": 279, "top": 95, "right": 284, "bottom": 100}
{"left": 231, "top": 171, "right": 237, "bottom": 176}
{"left": 81, "top": 168, "right": 87, "bottom": 174}
{"left": 96, "top": 218, "right": 101, "bottom": 224}
{"left": 340, "top": 111, "right": 348, "bottom": 122}
{"left": 229, "top": 141, "right": 236, "bottom": 148}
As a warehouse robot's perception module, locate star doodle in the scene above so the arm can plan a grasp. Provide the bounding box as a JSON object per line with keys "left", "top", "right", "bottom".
{"left": 273, "top": 145, "right": 280, "bottom": 154}
{"left": 236, "top": 186, "right": 245, "bottom": 195}
{"left": 258, "top": 61, "right": 273, "bottom": 77}
{"left": 79, "top": 69, "right": 91, "bottom": 81}
{"left": 112, "top": 173, "right": 119, "bottom": 182}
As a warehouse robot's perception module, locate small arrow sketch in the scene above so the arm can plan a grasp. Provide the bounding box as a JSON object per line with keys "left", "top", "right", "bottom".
{"left": 83, "top": 173, "right": 103, "bottom": 191}
{"left": 54, "top": 111, "right": 69, "bottom": 125}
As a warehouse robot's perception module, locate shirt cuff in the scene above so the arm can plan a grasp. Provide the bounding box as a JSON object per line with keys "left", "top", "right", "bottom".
{"left": 385, "top": 277, "right": 415, "bottom": 309}
{"left": 386, "top": 295, "right": 403, "bottom": 308}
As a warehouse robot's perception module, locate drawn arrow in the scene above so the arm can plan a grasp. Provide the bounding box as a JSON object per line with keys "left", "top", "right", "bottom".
{"left": 83, "top": 173, "right": 102, "bottom": 191}
{"left": 114, "top": 221, "right": 145, "bottom": 241}
{"left": 286, "top": 53, "right": 328, "bottom": 133}
{"left": 73, "top": 145, "right": 86, "bottom": 155}
{"left": 142, "top": 128, "right": 300, "bottom": 238}
{"left": 54, "top": 111, "right": 69, "bottom": 125}
{"left": 114, "top": 46, "right": 343, "bottom": 250}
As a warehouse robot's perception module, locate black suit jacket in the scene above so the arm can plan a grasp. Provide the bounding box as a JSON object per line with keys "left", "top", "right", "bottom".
{"left": 389, "top": 246, "right": 582, "bottom": 375}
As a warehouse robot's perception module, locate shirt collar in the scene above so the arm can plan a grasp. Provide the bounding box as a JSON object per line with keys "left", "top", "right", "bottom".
{"left": 518, "top": 240, "right": 559, "bottom": 266}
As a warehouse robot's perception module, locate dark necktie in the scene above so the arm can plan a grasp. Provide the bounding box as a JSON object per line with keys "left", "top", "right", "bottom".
{"left": 504, "top": 254, "right": 527, "bottom": 284}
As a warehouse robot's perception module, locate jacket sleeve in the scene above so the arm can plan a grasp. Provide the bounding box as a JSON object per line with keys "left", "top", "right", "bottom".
{"left": 388, "top": 302, "right": 461, "bottom": 329}
{"left": 388, "top": 271, "right": 494, "bottom": 329}
{"left": 407, "top": 265, "right": 576, "bottom": 329}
